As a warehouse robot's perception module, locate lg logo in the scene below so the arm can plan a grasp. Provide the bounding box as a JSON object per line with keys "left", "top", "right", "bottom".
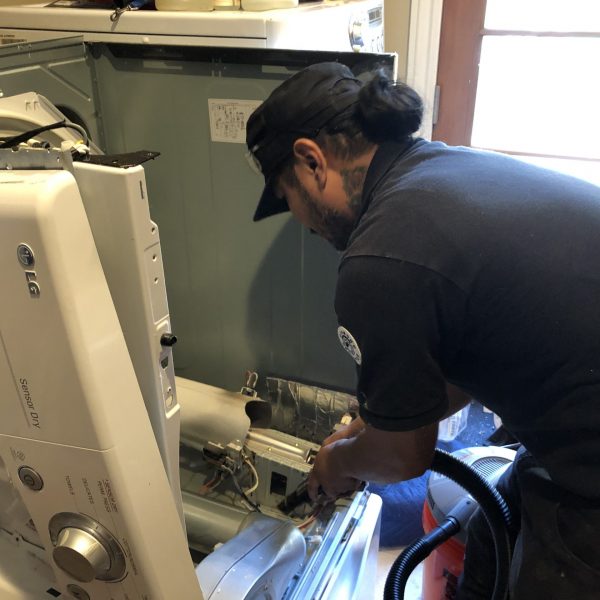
{"left": 17, "top": 243, "right": 40, "bottom": 297}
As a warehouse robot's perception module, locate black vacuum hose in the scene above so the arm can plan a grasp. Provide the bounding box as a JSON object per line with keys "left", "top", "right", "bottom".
{"left": 383, "top": 448, "right": 513, "bottom": 600}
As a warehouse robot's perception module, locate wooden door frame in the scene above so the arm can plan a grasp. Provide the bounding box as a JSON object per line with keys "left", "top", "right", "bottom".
{"left": 432, "top": 0, "right": 487, "bottom": 145}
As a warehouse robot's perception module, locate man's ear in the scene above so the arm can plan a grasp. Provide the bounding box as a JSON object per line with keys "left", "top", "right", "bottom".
{"left": 292, "top": 138, "right": 327, "bottom": 189}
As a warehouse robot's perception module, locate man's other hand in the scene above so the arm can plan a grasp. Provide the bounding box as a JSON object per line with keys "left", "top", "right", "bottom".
{"left": 307, "top": 420, "right": 438, "bottom": 502}
{"left": 307, "top": 440, "right": 362, "bottom": 502}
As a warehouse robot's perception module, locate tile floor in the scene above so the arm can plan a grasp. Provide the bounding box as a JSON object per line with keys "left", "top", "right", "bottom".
{"left": 374, "top": 546, "right": 423, "bottom": 599}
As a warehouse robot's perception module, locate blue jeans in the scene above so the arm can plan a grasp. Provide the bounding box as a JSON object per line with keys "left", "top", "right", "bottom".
{"left": 458, "top": 449, "right": 600, "bottom": 599}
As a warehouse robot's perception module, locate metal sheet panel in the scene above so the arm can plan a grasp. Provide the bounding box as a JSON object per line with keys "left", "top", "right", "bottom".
{"left": 0, "top": 38, "right": 104, "bottom": 148}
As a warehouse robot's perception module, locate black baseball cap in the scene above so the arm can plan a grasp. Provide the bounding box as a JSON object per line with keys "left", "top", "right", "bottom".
{"left": 246, "top": 62, "right": 363, "bottom": 222}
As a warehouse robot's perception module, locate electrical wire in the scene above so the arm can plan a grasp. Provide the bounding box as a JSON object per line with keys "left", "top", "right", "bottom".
{"left": 243, "top": 454, "right": 259, "bottom": 495}
{"left": 0, "top": 120, "right": 89, "bottom": 148}
{"left": 233, "top": 474, "right": 261, "bottom": 513}
{"left": 220, "top": 463, "right": 262, "bottom": 513}
{"left": 297, "top": 505, "right": 323, "bottom": 530}
{"left": 198, "top": 471, "right": 224, "bottom": 496}
{"left": 298, "top": 515, "right": 317, "bottom": 530}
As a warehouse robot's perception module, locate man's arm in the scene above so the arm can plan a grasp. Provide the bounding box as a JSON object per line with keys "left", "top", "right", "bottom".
{"left": 308, "top": 420, "right": 438, "bottom": 501}
{"left": 321, "top": 382, "right": 467, "bottom": 449}
{"left": 307, "top": 382, "right": 467, "bottom": 500}
{"left": 313, "top": 257, "right": 467, "bottom": 501}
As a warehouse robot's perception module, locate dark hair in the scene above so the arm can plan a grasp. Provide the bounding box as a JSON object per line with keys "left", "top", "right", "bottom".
{"left": 356, "top": 69, "right": 423, "bottom": 143}
{"left": 279, "top": 69, "right": 423, "bottom": 185}
{"left": 317, "top": 69, "right": 422, "bottom": 159}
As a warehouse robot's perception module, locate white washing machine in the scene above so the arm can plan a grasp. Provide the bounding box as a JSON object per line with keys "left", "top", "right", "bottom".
{"left": 0, "top": 0, "right": 384, "bottom": 51}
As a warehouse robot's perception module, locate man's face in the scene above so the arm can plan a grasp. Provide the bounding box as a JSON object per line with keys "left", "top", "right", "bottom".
{"left": 276, "top": 167, "right": 361, "bottom": 252}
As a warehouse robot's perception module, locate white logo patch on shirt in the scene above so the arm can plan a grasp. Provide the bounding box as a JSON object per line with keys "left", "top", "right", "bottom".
{"left": 337, "top": 326, "right": 362, "bottom": 365}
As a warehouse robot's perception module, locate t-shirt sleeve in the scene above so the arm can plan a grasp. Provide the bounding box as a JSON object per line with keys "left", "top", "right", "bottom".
{"left": 335, "top": 255, "right": 467, "bottom": 431}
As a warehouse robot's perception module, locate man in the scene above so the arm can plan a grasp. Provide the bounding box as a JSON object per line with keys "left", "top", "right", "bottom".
{"left": 246, "top": 62, "right": 600, "bottom": 598}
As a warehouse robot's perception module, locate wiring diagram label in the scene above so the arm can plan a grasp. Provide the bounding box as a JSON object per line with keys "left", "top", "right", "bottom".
{"left": 208, "top": 99, "right": 262, "bottom": 144}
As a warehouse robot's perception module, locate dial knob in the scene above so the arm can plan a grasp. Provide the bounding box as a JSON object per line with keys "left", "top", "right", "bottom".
{"left": 53, "top": 527, "right": 111, "bottom": 583}
{"left": 49, "top": 513, "right": 126, "bottom": 582}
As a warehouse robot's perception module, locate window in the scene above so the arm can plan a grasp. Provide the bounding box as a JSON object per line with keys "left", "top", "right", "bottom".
{"left": 433, "top": 0, "right": 600, "bottom": 186}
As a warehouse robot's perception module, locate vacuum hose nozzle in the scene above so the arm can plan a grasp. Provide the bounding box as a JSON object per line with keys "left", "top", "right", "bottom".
{"left": 384, "top": 448, "right": 513, "bottom": 600}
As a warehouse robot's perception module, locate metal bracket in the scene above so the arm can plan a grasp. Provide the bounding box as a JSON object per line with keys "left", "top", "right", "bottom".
{"left": 0, "top": 147, "right": 74, "bottom": 172}
{"left": 0, "top": 148, "right": 160, "bottom": 171}
{"left": 84, "top": 151, "right": 160, "bottom": 169}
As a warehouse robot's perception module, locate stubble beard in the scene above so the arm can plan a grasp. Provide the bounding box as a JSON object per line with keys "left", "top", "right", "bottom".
{"left": 298, "top": 186, "right": 356, "bottom": 251}
{"left": 299, "top": 165, "right": 368, "bottom": 252}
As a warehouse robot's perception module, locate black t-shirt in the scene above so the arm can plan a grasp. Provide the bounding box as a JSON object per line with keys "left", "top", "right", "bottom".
{"left": 335, "top": 139, "right": 600, "bottom": 498}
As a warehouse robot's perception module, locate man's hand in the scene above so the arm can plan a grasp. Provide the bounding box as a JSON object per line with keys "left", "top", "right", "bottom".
{"left": 307, "top": 440, "right": 361, "bottom": 502}
{"left": 307, "top": 420, "right": 438, "bottom": 502}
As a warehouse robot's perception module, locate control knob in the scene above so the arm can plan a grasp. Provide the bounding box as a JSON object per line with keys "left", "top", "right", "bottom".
{"left": 53, "top": 527, "right": 111, "bottom": 583}
{"left": 49, "top": 513, "right": 126, "bottom": 583}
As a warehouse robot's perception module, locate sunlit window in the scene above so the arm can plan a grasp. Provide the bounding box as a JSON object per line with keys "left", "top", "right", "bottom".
{"left": 485, "top": 0, "right": 600, "bottom": 32}
{"left": 470, "top": 0, "right": 600, "bottom": 186}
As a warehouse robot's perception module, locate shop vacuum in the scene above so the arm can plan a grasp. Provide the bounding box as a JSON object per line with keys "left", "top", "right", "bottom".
{"left": 384, "top": 446, "right": 516, "bottom": 600}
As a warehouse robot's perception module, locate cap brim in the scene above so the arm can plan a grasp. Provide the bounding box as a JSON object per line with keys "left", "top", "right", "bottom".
{"left": 253, "top": 178, "right": 289, "bottom": 222}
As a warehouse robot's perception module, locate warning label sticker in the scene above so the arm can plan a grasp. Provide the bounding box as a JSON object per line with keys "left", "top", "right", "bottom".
{"left": 208, "top": 98, "right": 262, "bottom": 144}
